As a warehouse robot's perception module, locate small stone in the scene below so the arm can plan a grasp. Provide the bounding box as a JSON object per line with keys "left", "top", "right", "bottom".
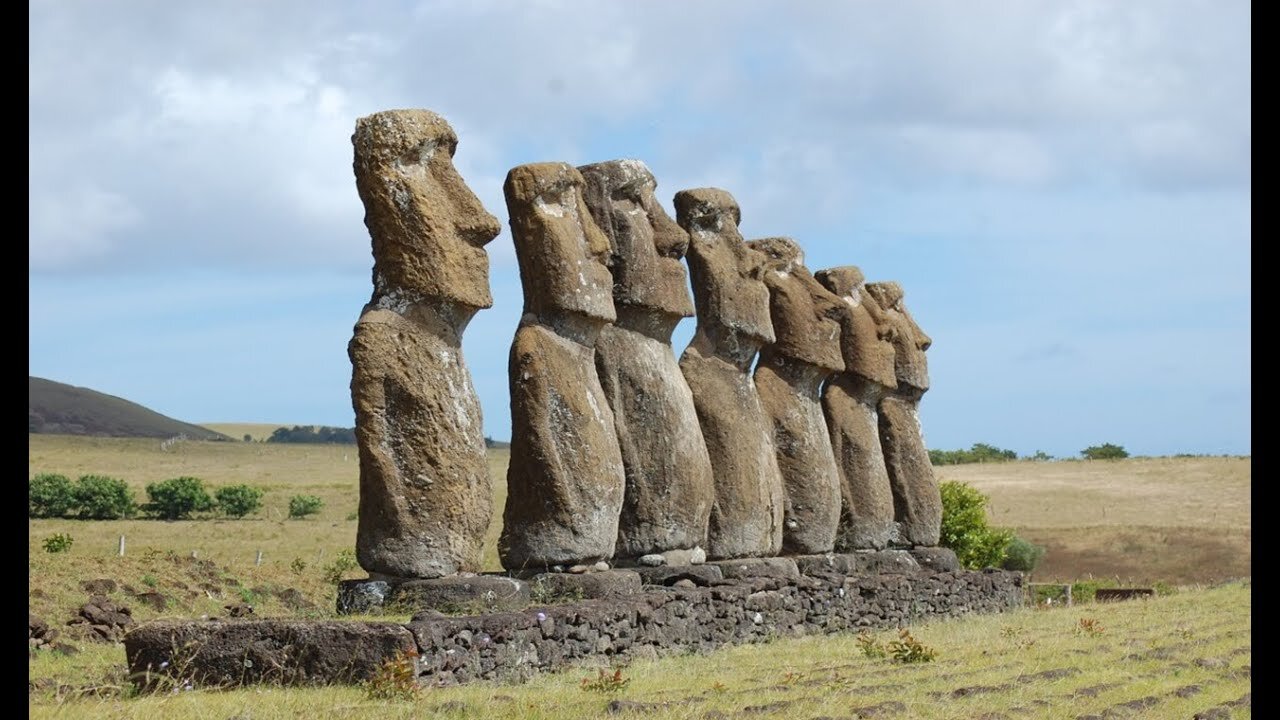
{"left": 639, "top": 554, "right": 666, "bottom": 567}
{"left": 593, "top": 561, "right": 610, "bottom": 572}
{"left": 674, "top": 579, "right": 696, "bottom": 589}
{"left": 568, "top": 565, "right": 591, "bottom": 574}
{"left": 689, "top": 547, "right": 706, "bottom": 564}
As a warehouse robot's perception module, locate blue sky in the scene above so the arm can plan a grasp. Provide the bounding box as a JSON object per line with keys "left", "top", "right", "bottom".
{"left": 29, "top": 1, "right": 1250, "bottom": 457}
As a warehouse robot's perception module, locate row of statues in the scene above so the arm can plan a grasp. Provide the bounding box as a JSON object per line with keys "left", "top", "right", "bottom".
{"left": 349, "top": 110, "right": 940, "bottom": 580}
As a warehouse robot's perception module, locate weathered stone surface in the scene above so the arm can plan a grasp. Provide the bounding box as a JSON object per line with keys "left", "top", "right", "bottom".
{"left": 529, "top": 570, "right": 643, "bottom": 600}
{"left": 675, "top": 188, "right": 784, "bottom": 560}
{"left": 815, "top": 266, "right": 899, "bottom": 550}
{"left": 127, "top": 569, "right": 1024, "bottom": 689}
{"left": 706, "top": 557, "right": 800, "bottom": 580}
{"left": 578, "top": 160, "right": 713, "bottom": 561}
{"left": 749, "top": 237, "right": 845, "bottom": 555}
{"left": 867, "top": 281, "right": 940, "bottom": 547}
{"left": 500, "top": 162, "right": 626, "bottom": 571}
{"left": 910, "top": 547, "right": 960, "bottom": 572}
{"left": 634, "top": 564, "right": 725, "bottom": 587}
{"left": 337, "top": 579, "right": 392, "bottom": 614}
{"left": 390, "top": 576, "right": 531, "bottom": 613}
{"left": 66, "top": 595, "right": 134, "bottom": 643}
{"left": 350, "top": 109, "right": 500, "bottom": 579}
{"left": 849, "top": 549, "right": 921, "bottom": 575}
{"left": 125, "top": 620, "right": 417, "bottom": 687}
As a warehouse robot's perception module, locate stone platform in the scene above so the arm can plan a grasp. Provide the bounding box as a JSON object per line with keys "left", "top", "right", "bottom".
{"left": 125, "top": 552, "right": 1022, "bottom": 690}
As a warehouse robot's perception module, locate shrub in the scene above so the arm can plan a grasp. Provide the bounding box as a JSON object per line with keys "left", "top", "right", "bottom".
{"left": 42, "top": 532, "right": 74, "bottom": 553}
{"left": 30, "top": 473, "right": 76, "bottom": 518}
{"left": 288, "top": 494, "right": 324, "bottom": 519}
{"left": 74, "top": 475, "right": 137, "bottom": 519}
{"left": 1001, "top": 536, "right": 1046, "bottom": 572}
{"left": 887, "top": 629, "right": 937, "bottom": 663}
{"left": 215, "top": 484, "right": 265, "bottom": 518}
{"left": 1081, "top": 443, "right": 1129, "bottom": 460}
{"left": 581, "top": 668, "right": 630, "bottom": 693}
{"left": 364, "top": 649, "right": 420, "bottom": 700}
{"left": 939, "top": 480, "right": 1013, "bottom": 569}
{"left": 928, "top": 443, "right": 1019, "bottom": 466}
{"left": 322, "top": 549, "right": 359, "bottom": 585}
{"left": 145, "top": 476, "right": 214, "bottom": 520}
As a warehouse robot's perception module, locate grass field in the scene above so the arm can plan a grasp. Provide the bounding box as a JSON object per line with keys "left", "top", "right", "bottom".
{"left": 30, "top": 581, "right": 1251, "bottom": 719}
{"left": 30, "top": 435, "right": 1250, "bottom": 715}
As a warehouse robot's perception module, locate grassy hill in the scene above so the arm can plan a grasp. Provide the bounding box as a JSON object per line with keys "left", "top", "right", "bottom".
{"left": 28, "top": 377, "right": 229, "bottom": 441}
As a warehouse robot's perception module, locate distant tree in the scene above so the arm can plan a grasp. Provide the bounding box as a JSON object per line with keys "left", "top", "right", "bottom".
{"left": 215, "top": 484, "right": 265, "bottom": 518}
{"left": 74, "top": 475, "right": 137, "bottom": 520}
{"left": 1026, "top": 450, "right": 1054, "bottom": 462}
{"left": 929, "top": 443, "right": 1019, "bottom": 466}
{"left": 145, "top": 476, "right": 214, "bottom": 520}
{"left": 243, "top": 433, "right": 253, "bottom": 442}
{"left": 288, "top": 494, "right": 324, "bottom": 519}
{"left": 1081, "top": 443, "right": 1129, "bottom": 460}
{"left": 29, "top": 473, "right": 76, "bottom": 518}
{"left": 267, "top": 425, "right": 357, "bottom": 444}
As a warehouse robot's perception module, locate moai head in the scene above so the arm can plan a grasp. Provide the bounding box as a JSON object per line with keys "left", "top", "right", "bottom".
{"left": 865, "top": 281, "right": 931, "bottom": 392}
{"left": 352, "top": 110, "right": 501, "bottom": 311}
{"left": 578, "top": 160, "right": 694, "bottom": 329}
{"left": 504, "top": 162, "right": 616, "bottom": 326}
{"left": 674, "top": 188, "right": 775, "bottom": 353}
{"left": 747, "top": 237, "right": 845, "bottom": 374}
{"left": 815, "top": 266, "right": 898, "bottom": 390}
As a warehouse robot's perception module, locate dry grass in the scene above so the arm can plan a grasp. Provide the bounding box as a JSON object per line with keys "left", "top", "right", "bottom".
{"left": 940, "top": 457, "right": 1252, "bottom": 584}
{"left": 29, "top": 581, "right": 1252, "bottom": 719}
{"left": 197, "top": 423, "right": 287, "bottom": 442}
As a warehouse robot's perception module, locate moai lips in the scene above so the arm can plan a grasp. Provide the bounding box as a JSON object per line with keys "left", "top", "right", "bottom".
{"left": 676, "top": 188, "right": 785, "bottom": 560}
{"left": 579, "top": 160, "right": 714, "bottom": 561}
{"left": 815, "top": 266, "right": 899, "bottom": 550}
{"left": 500, "top": 162, "right": 627, "bottom": 571}
{"left": 349, "top": 109, "right": 500, "bottom": 579}
{"left": 749, "top": 237, "right": 845, "bottom": 555}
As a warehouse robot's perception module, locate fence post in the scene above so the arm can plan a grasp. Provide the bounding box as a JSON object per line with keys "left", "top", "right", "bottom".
{"left": 255, "top": 550, "right": 263, "bottom": 566}
{"left": 118, "top": 535, "right": 125, "bottom": 557}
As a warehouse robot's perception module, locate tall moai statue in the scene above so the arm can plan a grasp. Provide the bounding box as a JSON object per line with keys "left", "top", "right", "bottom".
{"left": 747, "top": 238, "right": 846, "bottom": 555}
{"left": 676, "top": 189, "right": 785, "bottom": 560}
{"left": 578, "top": 160, "right": 714, "bottom": 562}
{"left": 499, "top": 162, "right": 627, "bottom": 571}
{"left": 814, "top": 267, "right": 899, "bottom": 550}
{"left": 349, "top": 109, "right": 500, "bottom": 579}
{"left": 865, "top": 281, "right": 941, "bottom": 547}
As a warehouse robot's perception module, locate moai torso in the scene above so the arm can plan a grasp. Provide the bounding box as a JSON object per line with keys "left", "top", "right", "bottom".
{"left": 499, "top": 162, "right": 627, "bottom": 570}
{"left": 748, "top": 238, "right": 846, "bottom": 555}
{"left": 676, "top": 189, "right": 785, "bottom": 560}
{"left": 579, "top": 160, "right": 714, "bottom": 561}
{"left": 866, "top": 281, "right": 940, "bottom": 547}
{"left": 349, "top": 109, "right": 500, "bottom": 579}
{"left": 815, "top": 266, "right": 899, "bottom": 550}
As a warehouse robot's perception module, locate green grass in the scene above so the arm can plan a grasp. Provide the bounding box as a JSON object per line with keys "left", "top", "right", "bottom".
{"left": 29, "top": 581, "right": 1251, "bottom": 719}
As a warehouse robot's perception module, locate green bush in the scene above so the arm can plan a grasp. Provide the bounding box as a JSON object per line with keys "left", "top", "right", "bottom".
{"left": 288, "top": 494, "right": 324, "bottom": 519}
{"left": 929, "top": 443, "right": 1019, "bottom": 465}
{"left": 1081, "top": 443, "right": 1129, "bottom": 460}
{"left": 30, "top": 473, "right": 77, "bottom": 518}
{"left": 74, "top": 475, "right": 137, "bottom": 519}
{"left": 1001, "top": 536, "right": 1046, "bottom": 572}
{"left": 215, "top": 484, "right": 265, "bottom": 518}
{"left": 42, "top": 532, "right": 74, "bottom": 553}
{"left": 939, "top": 480, "right": 1013, "bottom": 569}
{"left": 145, "top": 476, "right": 213, "bottom": 520}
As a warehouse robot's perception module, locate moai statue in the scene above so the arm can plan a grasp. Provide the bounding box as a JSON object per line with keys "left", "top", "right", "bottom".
{"left": 747, "top": 238, "right": 846, "bottom": 555}
{"left": 349, "top": 109, "right": 500, "bottom": 579}
{"left": 814, "top": 266, "right": 899, "bottom": 550}
{"left": 578, "top": 160, "right": 714, "bottom": 564}
{"left": 676, "top": 188, "right": 785, "bottom": 560}
{"left": 499, "top": 162, "right": 627, "bottom": 571}
{"left": 865, "top": 281, "right": 941, "bottom": 547}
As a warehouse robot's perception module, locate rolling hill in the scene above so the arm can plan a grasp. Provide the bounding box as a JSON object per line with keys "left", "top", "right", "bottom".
{"left": 28, "top": 376, "right": 229, "bottom": 441}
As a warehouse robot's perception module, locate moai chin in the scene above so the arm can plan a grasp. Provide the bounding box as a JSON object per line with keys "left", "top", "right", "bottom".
{"left": 748, "top": 237, "right": 846, "bottom": 555}
{"left": 579, "top": 160, "right": 715, "bottom": 562}
{"left": 865, "top": 281, "right": 941, "bottom": 547}
{"left": 499, "top": 162, "right": 627, "bottom": 571}
{"left": 675, "top": 188, "right": 785, "bottom": 560}
{"left": 815, "top": 266, "right": 900, "bottom": 550}
{"left": 349, "top": 109, "right": 500, "bottom": 579}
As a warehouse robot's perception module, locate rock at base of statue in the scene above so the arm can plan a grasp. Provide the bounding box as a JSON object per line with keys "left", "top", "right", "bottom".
{"left": 527, "top": 570, "right": 643, "bottom": 601}
{"left": 705, "top": 557, "right": 800, "bottom": 580}
{"left": 336, "top": 575, "right": 530, "bottom": 615}
{"left": 909, "top": 546, "right": 960, "bottom": 572}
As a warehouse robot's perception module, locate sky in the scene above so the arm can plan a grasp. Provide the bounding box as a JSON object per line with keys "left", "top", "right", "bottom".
{"left": 29, "top": 1, "right": 1250, "bottom": 458}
